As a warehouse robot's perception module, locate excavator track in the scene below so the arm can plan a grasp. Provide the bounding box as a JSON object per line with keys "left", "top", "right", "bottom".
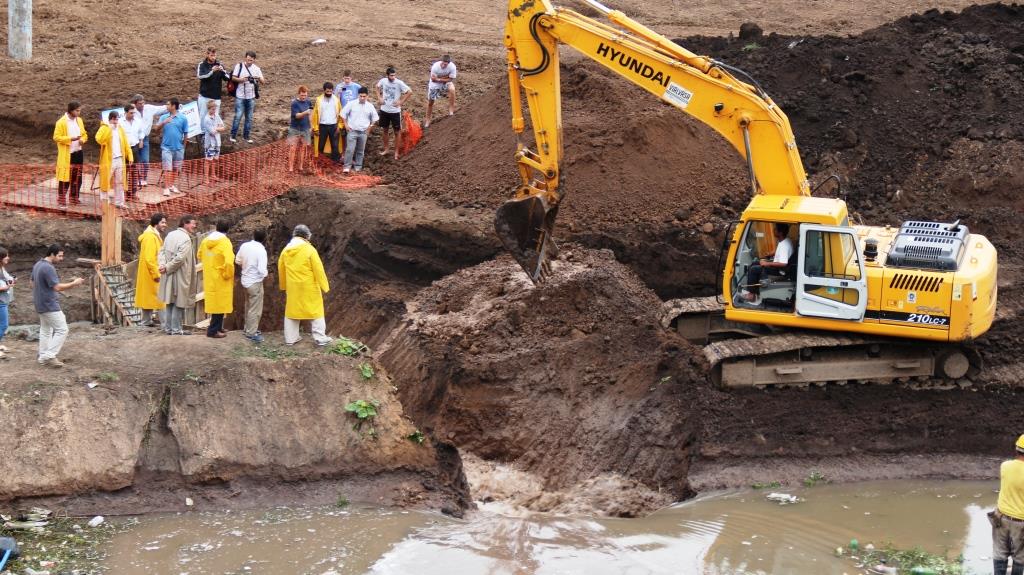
{"left": 660, "top": 297, "right": 980, "bottom": 388}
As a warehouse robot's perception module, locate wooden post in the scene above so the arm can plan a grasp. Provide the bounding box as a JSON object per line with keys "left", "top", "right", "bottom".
{"left": 100, "top": 201, "right": 122, "bottom": 265}
{"left": 8, "top": 0, "right": 31, "bottom": 61}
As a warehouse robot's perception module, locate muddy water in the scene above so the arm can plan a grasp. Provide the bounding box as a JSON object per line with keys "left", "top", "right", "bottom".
{"left": 104, "top": 480, "right": 997, "bottom": 574}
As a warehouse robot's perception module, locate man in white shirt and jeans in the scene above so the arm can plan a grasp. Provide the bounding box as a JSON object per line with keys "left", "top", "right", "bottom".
{"left": 235, "top": 229, "right": 268, "bottom": 343}
{"left": 341, "top": 87, "right": 379, "bottom": 174}
{"left": 230, "top": 50, "right": 266, "bottom": 144}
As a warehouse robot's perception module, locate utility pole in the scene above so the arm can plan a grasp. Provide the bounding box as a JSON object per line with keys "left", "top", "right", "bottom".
{"left": 8, "top": 0, "right": 32, "bottom": 60}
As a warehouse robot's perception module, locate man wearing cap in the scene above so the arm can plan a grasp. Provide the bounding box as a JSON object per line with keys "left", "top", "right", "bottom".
{"left": 424, "top": 54, "right": 457, "bottom": 129}
{"left": 993, "top": 434, "right": 1024, "bottom": 575}
{"left": 278, "top": 224, "right": 332, "bottom": 347}
{"left": 375, "top": 66, "right": 411, "bottom": 160}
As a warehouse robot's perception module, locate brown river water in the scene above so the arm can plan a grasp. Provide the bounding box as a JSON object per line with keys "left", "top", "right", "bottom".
{"left": 103, "top": 480, "right": 997, "bottom": 574}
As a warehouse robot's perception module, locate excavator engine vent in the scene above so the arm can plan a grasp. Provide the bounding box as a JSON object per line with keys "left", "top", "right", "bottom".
{"left": 889, "top": 273, "right": 944, "bottom": 293}
{"left": 885, "top": 220, "right": 968, "bottom": 272}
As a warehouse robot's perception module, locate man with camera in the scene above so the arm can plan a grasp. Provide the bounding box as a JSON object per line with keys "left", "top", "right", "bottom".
{"left": 229, "top": 50, "right": 266, "bottom": 144}
{"left": 197, "top": 47, "right": 228, "bottom": 119}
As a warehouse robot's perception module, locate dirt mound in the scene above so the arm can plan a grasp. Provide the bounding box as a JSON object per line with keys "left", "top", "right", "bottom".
{"left": 679, "top": 3, "right": 1024, "bottom": 255}
{"left": 378, "top": 247, "right": 707, "bottom": 514}
{"left": 383, "top": 61, "right": 748, "bottom": 231}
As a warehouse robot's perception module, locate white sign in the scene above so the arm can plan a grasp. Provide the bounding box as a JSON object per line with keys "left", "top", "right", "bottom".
{"left": 100, "top": 107, "right": 124, "bottom": 123}
{"left": 663, "top": 82, "right": 693, "bottom": 109}
{"left": 157, "top": 100, "right": 202, "bottom": 139}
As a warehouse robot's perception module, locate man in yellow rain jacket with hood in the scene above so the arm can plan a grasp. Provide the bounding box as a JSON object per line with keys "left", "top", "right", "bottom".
{"left": 95, "top": 110, "right": 134, "bottom": 208}
{"left": 53, "top": 101, "right": 88, "bottom": 206}
{"left": 197, "top": 220, "right": 235, "bottom": 338}
{"left": 134, "top": 212, "right": 167, "bottom": 327}
{"left": 278, "top": 224, "right": 332, "bottom": 346}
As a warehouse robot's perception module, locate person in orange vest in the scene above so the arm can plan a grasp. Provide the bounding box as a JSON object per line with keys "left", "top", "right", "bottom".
{"left": 993, "top": 434, "right": 1024, "bottom": 575}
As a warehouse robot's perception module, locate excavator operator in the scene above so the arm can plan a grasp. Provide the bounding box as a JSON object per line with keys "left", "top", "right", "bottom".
{"left": 743, "top": 223, "right": 793, "bottom": 303}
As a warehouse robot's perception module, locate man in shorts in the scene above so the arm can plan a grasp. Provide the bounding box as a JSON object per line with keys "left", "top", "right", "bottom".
{"left": 153, "top": 98, "right": 189, "bottom": 197}
{"left": 424, "top": 54, "right": 457, "bottom": 128}
{"left": 201, "top": 99, "right": 225, "bottom": 184}
{"left": 375, "top": 66, "right": 411, "bottom": 160}
{"left": 288, "top": 85, "right": 313, "bottom": 172}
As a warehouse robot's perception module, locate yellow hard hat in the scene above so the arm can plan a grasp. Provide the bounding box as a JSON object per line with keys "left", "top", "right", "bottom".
{"left": 1017, "top": 434, "right": 1024, "bottom": 451}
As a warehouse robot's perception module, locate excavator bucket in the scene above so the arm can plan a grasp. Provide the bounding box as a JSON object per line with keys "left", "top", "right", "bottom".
{"left": 494, "top": 195, "right": 560, "bottom": 283}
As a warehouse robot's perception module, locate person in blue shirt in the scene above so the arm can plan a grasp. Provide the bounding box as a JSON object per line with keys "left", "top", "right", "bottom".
{"left": 335, "top": 71, "right": 362, "bottom": 152}
{"left": 288, "top": 85, "right": 313, "bottom": 172}
{"left": 154, "top": 98, "right": 190, "bottom": 197}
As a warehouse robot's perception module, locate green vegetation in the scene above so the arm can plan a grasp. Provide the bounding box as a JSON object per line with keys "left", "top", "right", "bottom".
{"left": 328, "top": 336, "right": 369, "bottom": 357}
{"left": 751, "top": 481, "right": 782, "bottom": 490}
{"left": 407, "top": 430, "right": 426, "bottom": 444}
{"left": 358, "top": 362, "right": 375, "bottom": 380}
{"left": 345, "top": 399, "right": 381, "bottom": 437}
{"left": 182, "top": 369, "right": 204, "bottom": 384}
{"left": 803, "top": 470, "right": 828, "bottom": 487}
{"left": 97, "top": 372, "right": 119, "bottom": 383}
{"left": 335, "top": 495, "right": 350, "bottom": 508}
{"left": 742, "top": 42, "right": 761, "bottom": 51}
{"left": 857, "top": 543, "right": 967, "bottom": 575}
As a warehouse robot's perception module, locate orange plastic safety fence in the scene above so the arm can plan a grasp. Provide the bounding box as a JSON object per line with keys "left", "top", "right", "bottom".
{"left": 399, "top": 111, "right": 423, "bottom": 157}
{"left": 0, "top": 140, "right": 380, "bottom": 221}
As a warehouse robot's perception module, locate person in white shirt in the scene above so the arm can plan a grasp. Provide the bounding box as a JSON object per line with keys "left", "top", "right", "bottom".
{"left": 375, "top": 66, "right": 411, "bottom": 160}
{"left": 130, "top": 94, "right": 170, "bottom": 187}
{"left": 121, "top": 105, "right": 143, "bottom": 199}
{"left": 743, "top": 222, "right": 794, "bottom": 303}
{"left": 424, "top": 54, "right": 457, "bottom": 128}
{"left": 229, "top": 50, "right": 267, "bottom": 144}
{"left": 235, "top": 229, "right": 268, "bottom": 343}
{"left": 341, "top": 87, "right": 379, "bottom": 174}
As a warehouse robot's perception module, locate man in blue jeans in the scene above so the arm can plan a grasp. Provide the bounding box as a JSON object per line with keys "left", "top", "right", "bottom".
{"left": 153, "top": 98, "right": 189, "bottom": 197}
{"left": 229, "top": 50, "right": 266, "bottom": 143}
{"left": 341, "top": 87, "right": 379, "bottom": 174}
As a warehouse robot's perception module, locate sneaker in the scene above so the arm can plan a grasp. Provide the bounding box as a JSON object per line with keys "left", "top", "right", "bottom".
{"left": 354, "top": 167, "right": 362, "bottom": 172}
{"left": 140, "top": 179, "right": 148, "bottom": 186}
{"left": 246, "top": 139, "right": 254, "bottom": 144}
{"left": 342, "top": 167, "right": 350, "bottom": 174}
{"left": 0, "top": 344, "right": 8, "bottom": 352}
{"left": 162, "top": 188, "right": 172, "bottom": 197}
{"left": 170, "top": 185, "right": 180, "bottom": 194}
{"left": 207, "top": 332, "right": 227, "bottom": 339}
{"left": 229, "top": 137, "right": 237, "bottom": 143}
{"left": 42, "top": 357, "right": 65, "bottom": 368}
{"left": 245, "top": 333, "right": 265, "bottom": 343}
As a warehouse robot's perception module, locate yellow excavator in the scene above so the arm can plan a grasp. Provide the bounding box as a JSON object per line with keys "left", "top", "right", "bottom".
{"left": 498, "top": 0, "right": 998, "bottom": 386}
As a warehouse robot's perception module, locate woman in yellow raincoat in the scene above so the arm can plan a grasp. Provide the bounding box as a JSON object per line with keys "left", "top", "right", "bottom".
{"left": 52, "top": 101, "right": 88, "bottom": 206}
{"left": 278, "top": 224, "right": 332, "bottom": 346}
{"left": 94, "top": 111, "right": 134, "bottom": 207}
{"left": 134, "top": 213, "right": 167, "bottom": 326}
{"left": 197, "top": 220, "right": 235, "bottom": 338}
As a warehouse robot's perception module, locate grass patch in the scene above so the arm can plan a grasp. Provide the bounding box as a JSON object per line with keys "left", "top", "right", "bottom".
{"left": 857, "top": 543, "right": 967, "bottom": 574}
{"left": 335, "top": 495, "right": 350, "bottom": 508}
{"left": 803, "top": 470, "right": 828, "bottom": 487}
{"left": 96, "top": 372, "right": 119, "bottom": 383}
{"left": 751, "top": 481, "right": 782, "bottom": 490}
{"left": 327, "top": 336, "right": 369, "bottom": 357}
{"left": 407, "top": 430, "right": 426, "bottom": 444}
{"left": 742, "top": 42, "right": 761, "bottom": 51}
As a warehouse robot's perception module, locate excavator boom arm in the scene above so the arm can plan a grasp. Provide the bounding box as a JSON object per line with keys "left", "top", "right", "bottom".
{"left": 499, "top": 0, "right": 810, "bottom": 281}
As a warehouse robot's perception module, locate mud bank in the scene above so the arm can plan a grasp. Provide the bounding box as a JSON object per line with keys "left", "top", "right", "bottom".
{"left": 0, "top": 327, "right": 469, "bottom": 516}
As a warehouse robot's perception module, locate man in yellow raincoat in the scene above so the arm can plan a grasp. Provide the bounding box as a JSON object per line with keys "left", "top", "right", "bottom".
{"left": 52, "top": 101, "right": 88, "bottom": 206}
{"left": 94, "top": 110, "right": 134, "bottom": 208}
{"left": 197, "top": 220, "right": 235, "bottom": 338}
{"left": 312, "top": 82, "right": 343, "bottom": 163}
{"left": 278, "top": 224, "right": 332, "bottom": 346}
{"left": 134, "top": 212, "right": 167, "bottom": 327}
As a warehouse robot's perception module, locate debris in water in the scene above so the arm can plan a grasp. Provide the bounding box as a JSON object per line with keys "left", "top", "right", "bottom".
{"left": 185, "top": 497, "right": 195, "bottom": 507}
{"left": 766, "top": 492, "right": 802, "bottom": 505}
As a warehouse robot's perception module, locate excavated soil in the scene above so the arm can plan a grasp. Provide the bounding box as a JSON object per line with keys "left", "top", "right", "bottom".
{"left": 3, "top": 1, "right": 1024, "bottom": 516}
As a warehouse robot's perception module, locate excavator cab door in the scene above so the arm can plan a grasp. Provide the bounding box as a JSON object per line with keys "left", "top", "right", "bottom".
{"left": 796, "top": 224, "right": 867, "bottom": 321}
